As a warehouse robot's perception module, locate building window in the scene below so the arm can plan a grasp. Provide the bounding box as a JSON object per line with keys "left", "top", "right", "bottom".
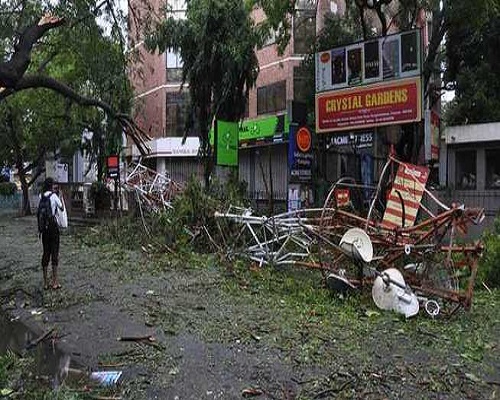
{"left": 165, "top": 0, "right": 186, "bottom": 82}
{"left": 263, "top": 26, "right": 279, "bottom": 47}
{"left": 166, "top": 50, "right": 183, "bottom": 82}
{"left": 293, "top": 7, "right": 316, "bottom": 55}
{"left": 486, "top": 149, "right": 500, "bottom": 189}
{"left": 166, "top": 91, "right": 190, "bottom": 137}
{"left": 257, "top": 81, "right": 286, "bottom": 115}
{"left": 244, "top": 93, "right": 249, "bottom": 118}
{"left": 330, "top": 1, "right": 338, "bottom": 14}
{"left": 455, "top": 150, "right": 476, "bottom": 190}
{"left": 167, "top": 0, "right": 186, "bottom": 19}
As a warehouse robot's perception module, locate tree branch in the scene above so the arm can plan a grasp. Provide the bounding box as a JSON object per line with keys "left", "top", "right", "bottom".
{"left": 423, "top": 2, "right": 447, "bottom": 97}
{"left": 4, "top": 73, "right": 151, "bottom": 154}
{"left": 0, "top": 14, "right": 65, "bottom": 88}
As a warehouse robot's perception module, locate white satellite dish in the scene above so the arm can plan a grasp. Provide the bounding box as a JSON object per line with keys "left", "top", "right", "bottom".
{"left": 339, "top": 228, "right": 373, "bottom": 263}
{"left": 326, "top": 271, "right": 357, "bottom": 293}
{"left": 372, "top": 268, "right": 419, "bottom": 317}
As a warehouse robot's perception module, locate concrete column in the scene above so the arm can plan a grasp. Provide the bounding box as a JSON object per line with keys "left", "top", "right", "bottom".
{"left": 439, "top": 139, "right": 447, "bottom": 187}
{"left": 476, "top": 147, "right": 485, "bottom": 190}
{"left": 447, "top": 148, "right": 455, "bottom": 188}
{"left": 156, "top": 157, "right": 166, "bottom": 176}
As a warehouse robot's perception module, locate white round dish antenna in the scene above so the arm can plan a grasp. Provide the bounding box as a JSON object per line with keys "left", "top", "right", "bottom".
{"left": 372, "top": 268, "right": 419, "bottom": 318}
{"left": 340, "top": 228, "right": 373, "bottom": 263}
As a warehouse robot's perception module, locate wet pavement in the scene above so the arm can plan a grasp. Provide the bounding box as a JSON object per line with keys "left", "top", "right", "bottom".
{"left": 1, "top": 213, "right": 500, "bottom": 399}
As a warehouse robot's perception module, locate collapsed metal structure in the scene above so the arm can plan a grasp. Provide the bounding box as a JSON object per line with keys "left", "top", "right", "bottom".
{"left": 215, "top": 155, "right": 485, "bottom": 317}
{"left": 124, "top": 162, "right": 184, "bottom": 212}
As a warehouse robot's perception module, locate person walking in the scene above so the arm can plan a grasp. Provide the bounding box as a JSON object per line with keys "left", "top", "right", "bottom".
{"left": 38, "top": 177, "right": 64, "bottom": 290}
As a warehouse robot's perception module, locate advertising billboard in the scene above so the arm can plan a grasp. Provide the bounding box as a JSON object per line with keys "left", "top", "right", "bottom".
{"left": 316, "top": 29, "right": 421, "bottom": 93}
{"left": 316, "top": 77, "right": 422, "bottom": 133}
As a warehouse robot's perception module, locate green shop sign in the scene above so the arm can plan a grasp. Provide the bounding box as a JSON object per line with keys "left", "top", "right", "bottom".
{"left": 215, "top": 120, "right": 238, "bottom": 166}
{"left": 210, "top": 114, "right": 289, "bottom": 146}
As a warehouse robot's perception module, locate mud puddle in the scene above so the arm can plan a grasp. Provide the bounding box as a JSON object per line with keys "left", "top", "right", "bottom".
{"left": 0, "top": 311, "right": 82, "bottom": 389}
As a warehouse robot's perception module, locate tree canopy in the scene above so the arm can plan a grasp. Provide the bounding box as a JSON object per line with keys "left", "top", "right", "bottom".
{"left": 145, "top": 0, "right": 259, "bottom": 186}
{"left": 444, "top": 0, "right": 500, "bottom": 125}
{"left": 0, "top": 0, "right": 150, "bottom": 153}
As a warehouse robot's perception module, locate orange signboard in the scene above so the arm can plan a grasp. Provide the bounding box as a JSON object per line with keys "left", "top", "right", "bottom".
{"left": 315, "top": 77, "right": 422, "bottom": 133}
{"left": 296, "top": 127, "right": 312, "bottom": 152}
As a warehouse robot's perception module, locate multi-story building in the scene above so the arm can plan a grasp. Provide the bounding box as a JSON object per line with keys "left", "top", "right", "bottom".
{"left": 128, "top": 0, "right": 334, "bottom": 207}
{"left": 128, "top": 0, "right": 201, "bottom": 182}
{"left": 128, "top": 0, "right": 435, "bottom": 210}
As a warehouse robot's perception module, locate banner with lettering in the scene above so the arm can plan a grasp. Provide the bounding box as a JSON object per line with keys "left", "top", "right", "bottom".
{"left": 316, "top": 77, "right": 421, "bottom": 133}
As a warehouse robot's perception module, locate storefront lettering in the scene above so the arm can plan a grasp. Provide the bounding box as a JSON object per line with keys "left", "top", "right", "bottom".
{"left": 325, "top": 89, "right": 409, "bottom": 114}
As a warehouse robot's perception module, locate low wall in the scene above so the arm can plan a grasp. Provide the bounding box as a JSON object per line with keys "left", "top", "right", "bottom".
{"left": 0, "top": 193, "right": 21, "bottom": 210}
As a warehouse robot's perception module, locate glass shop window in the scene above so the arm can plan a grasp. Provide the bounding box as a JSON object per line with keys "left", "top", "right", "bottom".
{"left": 486, "top": 149, "right": 500, "bottom": 189}
{"left": 455, "top": 150, "right": 476, "bottom": 190}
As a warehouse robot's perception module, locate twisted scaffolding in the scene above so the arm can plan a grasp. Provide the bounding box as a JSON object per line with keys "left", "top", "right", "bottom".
{"left": 214, "top": 206, "right": 324, "bottom": 267}
{"left": 123, "top": 162, "right": 184, "bottom": 212}
{"left": 214, "top": 155, "right": 485, "bottom": 317}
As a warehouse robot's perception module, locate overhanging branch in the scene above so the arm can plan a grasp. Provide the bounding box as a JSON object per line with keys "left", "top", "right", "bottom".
{"left": 6, "top": 74, "right": 151, "bottom": 154}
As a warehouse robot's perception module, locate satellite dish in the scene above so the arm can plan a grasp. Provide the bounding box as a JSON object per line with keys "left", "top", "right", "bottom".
{"left": 372, "top": 268, "right": 419, "bottom": 317}
{"left": 326, "top": 272, "right": 357, "bottom": 294}
{"left": 340, "top": 228, "right": 373, "bottom": 263}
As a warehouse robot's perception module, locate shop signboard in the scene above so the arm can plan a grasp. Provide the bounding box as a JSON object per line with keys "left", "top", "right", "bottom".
{"left": 316, "top": 29, "right": 421, "bottom": 93}
{"left": 316, "top": 77, "right": 422, "bottom": 133}
{"left": 382, "top": 163, "right": 429, "bottom": 228}
{"left": 106, "top": 155, "right": 119, "bottom": 179}
{"left": 209, "top": 114, "right": 290, "bottom": 148}
{"left": 215, "top": 120, "right": 238, "bottom": 166}
{"left": 288, "top": 125, "right": 313, "bottom": 182}
{"left": 327, "top": 132, "right": 373, "bottom": 150}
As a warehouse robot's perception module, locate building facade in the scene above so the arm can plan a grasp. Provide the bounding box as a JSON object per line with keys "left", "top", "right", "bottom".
{"left": 128, "top": 0, "right": 435, "bottom": 210}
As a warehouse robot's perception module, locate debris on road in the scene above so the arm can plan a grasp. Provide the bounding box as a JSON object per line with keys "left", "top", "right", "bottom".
{"left": 213, "top": 155, "right": 485, "bottom": 317}
{"left": 90, "top": 370, "right": 123, "bottom": 386}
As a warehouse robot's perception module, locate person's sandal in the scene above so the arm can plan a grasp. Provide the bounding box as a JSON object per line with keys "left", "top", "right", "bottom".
{"left": 52, "top": 283, "right": 62, "bottom": 290}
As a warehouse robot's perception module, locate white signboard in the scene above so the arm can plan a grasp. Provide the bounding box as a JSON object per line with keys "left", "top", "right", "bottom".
{"left": 56, "top": 163, "right": 69, "bottom": 183}
{"left": 150, "top": 137, "right": 200, "bottom": 157}
{"left": 45, "top": 161, "right": 69, "bottom": 183}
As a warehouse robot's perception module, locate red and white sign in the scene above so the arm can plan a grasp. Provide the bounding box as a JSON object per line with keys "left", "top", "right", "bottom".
{"left": 382, "top": 163, "right": 429, "bottom": 229}
{"left": 335, "top": 188, "right": 350, "bottom": 207}
{"left": 316, "top": 77, "right": 422, "bottom": 133}
{"left": 425, "top": 109, "right": 440, "bottom": 161}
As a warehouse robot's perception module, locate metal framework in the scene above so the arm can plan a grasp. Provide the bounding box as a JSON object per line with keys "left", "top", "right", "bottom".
{"left": 215, "top": 155, "right": 485, "bottom": 316}
{"left": 123, "top": 162, "right": 184, "bottom": 212}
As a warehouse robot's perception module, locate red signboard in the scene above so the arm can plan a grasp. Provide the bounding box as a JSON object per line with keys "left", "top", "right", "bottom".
{"left": 335, "top": 188, "right": 350, "bottom": 207}
{"left": 106, "top": 155, "right": 119, "bottom": 179}
{"left": 316, "top": 77, "right": 422, "bottom": 133}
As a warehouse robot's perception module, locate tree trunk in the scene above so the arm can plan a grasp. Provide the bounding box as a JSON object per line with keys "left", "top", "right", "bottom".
{"left": 21, "top": 178, "right": 32, "bottom": 216}
{"left": 16, "top": 160, "right": 32, "bottom": 216}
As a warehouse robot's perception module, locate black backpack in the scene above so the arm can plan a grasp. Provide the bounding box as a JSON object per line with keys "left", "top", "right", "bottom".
{"left": 37, "top": 193, "right": 54, "bottom": 233}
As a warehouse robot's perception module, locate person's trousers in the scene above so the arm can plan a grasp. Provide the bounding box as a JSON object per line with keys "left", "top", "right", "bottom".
{"left": 42, "top": 223, "right": 60, "bottom": 267}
